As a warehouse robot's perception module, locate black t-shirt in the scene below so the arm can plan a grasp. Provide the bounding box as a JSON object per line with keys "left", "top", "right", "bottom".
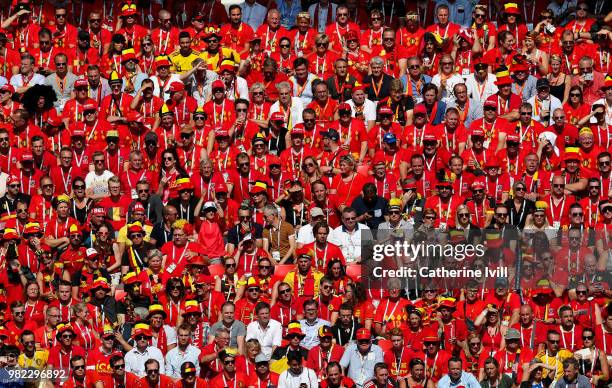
{"left": 226, "top": 222, "right": 264, "bottom": 247}
{"left": 351, "top": 195, "right": 389, "bottom": 230}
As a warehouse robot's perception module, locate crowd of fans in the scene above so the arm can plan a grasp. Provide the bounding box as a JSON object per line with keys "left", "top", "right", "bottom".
{"left": 0, "top": 0, "right": 609, "bottom": 387}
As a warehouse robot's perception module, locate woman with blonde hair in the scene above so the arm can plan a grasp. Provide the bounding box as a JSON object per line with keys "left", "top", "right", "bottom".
{"left": 522, "top": 30, "right": 549, "bottom": 76}
{"left": 546, "top": 54, "right": 571, "bottom": 104}
{"left": 360, "top": 10, "right": 384, "bottom": 54}
{"left": 431, "top": 53, "right": 464, "bottom": 105}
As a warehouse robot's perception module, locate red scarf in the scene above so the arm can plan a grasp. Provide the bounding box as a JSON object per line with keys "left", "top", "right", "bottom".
{"left": 153, "top": 326, "right": 168, "bottom": 355}
{"left": 294, "top": 269, "right": 315, "bottom": 298}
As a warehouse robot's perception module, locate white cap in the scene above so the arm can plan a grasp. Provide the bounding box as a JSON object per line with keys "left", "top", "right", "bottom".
{"left": 203, "top": 201, "right": 217, "bottom": 211}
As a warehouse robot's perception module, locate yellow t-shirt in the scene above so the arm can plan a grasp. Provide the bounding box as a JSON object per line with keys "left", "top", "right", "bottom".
{"left": 283, "top": 270, "right": 324, "bottom": 299}
{"left": 170, "top": 50, "right": 202, "bottom": 74}
{"left": 536, "top": 349, "right": 573, "bottom": 380}
{"left": 18, "top": 349, "right": 49, "bottom": 369}
{"left": 116, "top": 224, "right": 153, "bottom": 246}
{"left": 200, "top": 48, "right": 241, "bottom": 72}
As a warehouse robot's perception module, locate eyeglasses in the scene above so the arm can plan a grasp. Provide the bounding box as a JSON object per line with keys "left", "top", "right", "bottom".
{"left": 248, "top": 288, "right": 260, "bottom": 293}
{"left": 570, "top": 93, "right": 581, "bottom": 97}
{"left": 599, "top": 161, "right": 611, "bottom": 166}
{"left": 552, "top": 184, "right": 565, "bottom": 188}
{"left": 135, "top": 335, "right": 149, "bottom": 341}
{"left": 441, "top": 62, "right": 453, "bottom": 65}
{"left": 93, "top": 159, "right": 104, "bottom": 164}
{"left": 576, "top": 290, "right": 588, "bottom": 295}
{"left": 583, "top": 335, "right": 594, "bottom": 340}
{"left": 55, "top": 62, "right": 67, "bottom": 67}
{"left": 495, "top": 213, "right": 508, "bottom": 217}
{"left": 225, "top": 263, "right": 236, "bottom": 268}
{"left": 458, "top": 213, "right": 470, "bottom": 217}
{"left": 194, "top": 115, "right": 206, "bottom": 120}
{"left": 61, "top": 334, "right": 73, "bottom": 339}
{"left": 389, "top": 210, "right": 401, "bottom": 215}
{"left": 336, "top": 13, "right": 348, "bottom": 16}
{"left": 146, "top": 369, "right": 159, "bottom": 374}
{"left": 475, "top": 13, "right": 485, "bottom": 18}
{"left": 252, "top": 91, "right": 264, "bottom": 96}
{"left": 571, "top": 212, "right": 583, "bottom": 216}
{"left": 170, "top": 285, "right": 183, "bottom": 290}
{"left": 344, "top": 217, "right": 356, "bottom": 221}
{"left": 259, "top": 265, "right": 271, "bottom": 269}
{"left": 515, "top": 187, "right": 525, "bottom": 192}
{"left": 138, "top": 189, "right": 149, "bottom": 193}
{"left": 316, "top": 43, "right": 328, "bottom": 47}
{"left": 279, "top": 288, "right": 291, "bottom": 295}
{"left": 42, "top": 184, "right": 53, "bottom": 188}
{"left": 130, "top": 233, "right": 143, "bottom": 238}
{"left": 238, "top": 162, "right": 250, "bottom": 167}
{"left": 236, "top": 108, "right": 248, "bottom": 113}
{"left": 280, "top": 44, "right": 290, "bottom": 48}
{"left": 56, "top": 14, "right": 66, "bottom": 18}
{"left": 73, "top": 365, "right": 85, "bottom": 370}
{"left": 89, "top": 18, "right": 100, "bottom": 22}
{"left": 9, "top": 184, "right": 20, "bottom": 188}
{"left": 520, "top": 111, "right": 532, "bottom": 116}
{"left": 223, "top": 360, "right": 235, "bottom": 365}
{"left": 577, "top": 6, "right": 588, "bottom": 11}
{"left": 164, "top": 157, "right": 174, "bottom": 161}
{"left": 548, "top": 339, "right": 560, "bottom": 344}
{"left": 113, "top": 364, "right": 125, "bottom": 369}
{"left": 424, "top": 215, "right": 436, "bottom": 220}
{"left": 13, "top": 311, "right": 24, "bottom": 316}
{"left": 469, "top": 341, "right": 481, "bottom": 346}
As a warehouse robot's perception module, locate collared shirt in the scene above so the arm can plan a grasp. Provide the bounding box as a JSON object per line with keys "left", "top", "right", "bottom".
{"left": 245, "top": 319, "right": 283, "bottom": 358}
{"left": 299, "top": 318, "right": 331, "bottom": 350}
{"left": 527, "top": 94, "right": 563, "bottom": 126}
{"left": 464, "top": 73, "right": 498, "bottom": 106}
{"left": 339, "top": 343, "right": 384, "bottom": 388}
{"left": 511, "top": 75, "right": 538, "bottom": 103}
{"left": 437, "top": 371, "right": 481, "bottom": 388}
{"left": 241, "top": 2, "right": 268, "bottom": 30}
{"left": 164, "top": 344, "right": 201, "bottom": 378}
{"left": 328, "top": 223, "right": 371, "bottom": 263}
{"left": 124, "top": 346, "right": 165, "bottom": 377}
{"left": 434, "top": 0, "right": 473, "bottom": 27}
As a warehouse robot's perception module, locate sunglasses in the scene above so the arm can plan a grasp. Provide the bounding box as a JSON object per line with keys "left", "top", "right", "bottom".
{"left": 136, "top": 335, "right": 149, "bottom": 341}
{"left": 194, "top": 115, "right": 206, "bottom": 120}
{"left": 280, "top": 44, "right": 290, "bottom": 48}
{"left": 583, "top": 335, "right": 594, "bottom": 340}
{"left": 113, "top": 364, "right": 125, "bottom": 369}
{"left": 147, "top": 369, "right": 159, "bottom": 374}
{"left": 279, "top": 288, "right": 291, "bottom": 295}
{"left": 225, "top": 263, "right": 236, "bottom": 268}
{"left": 73, "top": 365, "right": 85, "bottom": 370}
{"left": 458, "top": 213, "right": 470, "bottom": 217}
{"left": 259, "top": 265, "right": 271, "bottom": 269}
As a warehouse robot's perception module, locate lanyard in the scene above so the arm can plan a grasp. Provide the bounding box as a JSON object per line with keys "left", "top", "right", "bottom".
{"left": 382, "top": 299, "right": 399, "bottom": 322}
{"left": 549, "top": 196, "right": 565, "bottom": 223}
{"left": 171, "top": 242, "right": 190, "bottom": 267}
{"left": 559, "top": 325, "right": 575, "bottom": 349}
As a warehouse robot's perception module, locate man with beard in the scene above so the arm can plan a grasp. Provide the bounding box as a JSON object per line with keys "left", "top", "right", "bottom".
{"left": 0, "top": 176, "right": 31, "bottom": 219}
{"left": 351, "top": 183, "right": 387, "bottom": 230}
{"left": 446, "top": 84, "right": 480, "bottom": 130}
{"left": 164, "top": 324, "right": 201, "bottom": 378}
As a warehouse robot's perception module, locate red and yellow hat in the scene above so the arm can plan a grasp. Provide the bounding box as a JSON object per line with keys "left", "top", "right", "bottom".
{"left": 121, "top": 3, "right": 138, "bottom": 17}
{"left": 123, "top": 271, "right": 140, "bottom": 285}
{"left": 132, "top": 323, "right": 152, "bottom": 338}
{"left": 56, "top": 323, "right": 76, "bottom": 340}
{"left": 503, "top": 2, "right": 520, "bottom": 15}
{"left": 147, "top": 304, "right": 167, "bottom": 320}
{"left": 183, "top": 300, "right": 201, "bottom": 316}
{"left": 285, "top": 322, "right": 306, "bottom": 339}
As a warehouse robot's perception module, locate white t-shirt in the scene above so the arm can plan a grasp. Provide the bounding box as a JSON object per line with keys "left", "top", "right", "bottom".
{"left": 347, "top": 98, "right": 377, "bottom": 124}
{"left": 85, "top": 170, "right": 115, "bottom": 197}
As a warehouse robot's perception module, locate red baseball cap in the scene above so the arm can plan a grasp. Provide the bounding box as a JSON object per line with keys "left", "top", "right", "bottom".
{"left": 356, "top": 328, "right": 371, "bottom": 341}
{"left": 168, "top": 82, "right": 185, "bottom": 93}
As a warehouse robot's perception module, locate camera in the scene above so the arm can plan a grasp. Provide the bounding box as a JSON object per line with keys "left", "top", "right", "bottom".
{"left": 545, "top": 24, "right": 556, "bottom": 34}
{"left": 584, "top": 73, "right": 593, "bottom": 81}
